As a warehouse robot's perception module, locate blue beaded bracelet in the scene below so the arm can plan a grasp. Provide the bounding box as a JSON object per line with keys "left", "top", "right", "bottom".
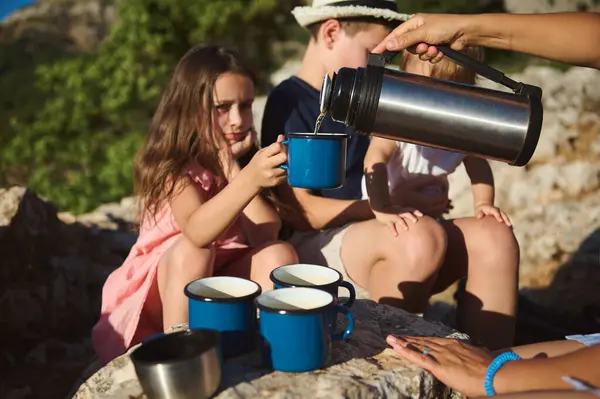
{"left": 484, "top": 351, "right": 521, "bottom": 396}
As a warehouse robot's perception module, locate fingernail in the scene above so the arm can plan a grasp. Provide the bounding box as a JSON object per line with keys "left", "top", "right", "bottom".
{"left": 385, "top": 38, "right": 398, "bottom": 50}
{"left": 387, "top": 336, "right": 397, "bottom": 345}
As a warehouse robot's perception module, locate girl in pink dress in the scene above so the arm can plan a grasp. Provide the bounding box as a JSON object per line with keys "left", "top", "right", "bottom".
{"left": 92, "top": 45, "right": 298, "bottom": 364}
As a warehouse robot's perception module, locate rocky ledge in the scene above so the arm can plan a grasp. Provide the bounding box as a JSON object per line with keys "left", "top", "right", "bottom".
{"left": 1, "top": 65, "right": 600, "bottom": 399}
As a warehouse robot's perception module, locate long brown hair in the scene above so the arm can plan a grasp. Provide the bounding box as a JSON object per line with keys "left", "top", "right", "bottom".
{"left": 134, "top": 44, "right": 259, "bottom": 224}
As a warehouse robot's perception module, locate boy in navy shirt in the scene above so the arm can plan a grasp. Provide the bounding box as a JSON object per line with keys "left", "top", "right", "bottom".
{"left": 262, "top": 0, "right": 447, "bottom": 311}
{"left": 262, "top": 0, "right": 520, "bottom": 350}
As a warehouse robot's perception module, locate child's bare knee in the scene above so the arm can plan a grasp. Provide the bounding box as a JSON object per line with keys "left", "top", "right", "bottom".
{"left": 474, "top": 216, "right": 519, "bottom": 261}
{"left": 476, "top": 216, "right": 519, "bottom": 250}
{"left": 169, "top": 237, "right": 215, "bottom": 277}
{"left": 384, "top": 217, "right": 446, "bottom": 272}
{"left": 262, "top": 241, "right": 298, "bottom": 265}
{"left": 490, "top": 219, "right": 517, "bottom": 249}
{"left": 273, "top": 241, "right": 298, "bottom": 263}
{"left": 407, "top": 217, "right": 446, "bottom": 258}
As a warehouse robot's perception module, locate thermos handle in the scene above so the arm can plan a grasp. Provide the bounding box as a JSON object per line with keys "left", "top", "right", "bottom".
{"left": 376, "top": 47, "right": 541, "bottom": 99}
{"left": 380, "top": 50, "right": 401, "bottom": 64}
{"left": 434, "top": 45, "right": 521, "bottom": 92}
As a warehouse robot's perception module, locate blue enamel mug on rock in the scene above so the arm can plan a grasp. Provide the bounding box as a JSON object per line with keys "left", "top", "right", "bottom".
{"left": 279, "top": 132, "right": 348, "bottom": 189}
{"left": 270, "top": 264, "right": 355, "bottom": 308}
{"left": 184, "top": 276, "right": 261, "bottom": 358}
{"left": 256, "top": 287, "right": 354, "bottom": 373}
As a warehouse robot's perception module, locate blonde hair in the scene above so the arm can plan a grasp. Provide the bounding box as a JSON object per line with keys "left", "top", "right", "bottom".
{"left": 402, "top": 46, "right": 484, "bottom": 85}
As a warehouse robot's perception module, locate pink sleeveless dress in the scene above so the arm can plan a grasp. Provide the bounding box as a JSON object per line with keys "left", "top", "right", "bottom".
{"left": 92, "top": 163, "right": 249, "bottom": 364}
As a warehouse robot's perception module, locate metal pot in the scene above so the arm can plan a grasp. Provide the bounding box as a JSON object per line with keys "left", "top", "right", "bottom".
{"left": 130, "top": 329, "right": 221, "bottom": 399}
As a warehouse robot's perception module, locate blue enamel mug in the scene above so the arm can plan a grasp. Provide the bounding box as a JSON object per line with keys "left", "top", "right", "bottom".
{"left": 279, "top": 132, "right": 348, "bottom": 189}
{"left": 256, "top": 287, "right": 354, "bottom": 373}
{"left": 184, "top": 276, "right": 261, "bottom": 358}
{"left": 270, "top": 264, "right": 355, "bottom": 308}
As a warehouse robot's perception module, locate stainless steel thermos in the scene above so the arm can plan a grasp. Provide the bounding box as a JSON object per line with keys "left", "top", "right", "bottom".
{"left": 319, "top": 46, "right": 543, "bottom": 166}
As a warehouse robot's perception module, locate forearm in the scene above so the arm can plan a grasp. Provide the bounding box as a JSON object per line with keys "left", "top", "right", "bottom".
{"left": 472, "top": 183, "right": 494, "bottom": 208}
{"left": 477, "top": 392, "right": 597, "bottom": 399}
{"left": 279, "top": 186, "right": 373, "bottom": 231}
{"left": 222, "top": 159, "right": 281, "bottom": 243}
{"left": 500, "top": 340, "right": 587, "bottom": 360}
{"left": 364, "top": 154, "right": 392, "bottom": 209}
{"left": 364, "top": 138, "right": 397, "bottom": 208}
{"left": 464, "top": 157, "right": 495, "bottom": 207}
{"left": 241, "top": 193, "right": 282, "bottom": 245}
{"left": 184, "top": 172, "right": 259, "bottom": 247}
{"left": 302, "top": 196, "right": 373, "bottom": 230}
{"left": 466, "top": 13, "right": 600, "bottom": 69}
{"left": 494, "top": 345, "right": 600, "bottom": 394}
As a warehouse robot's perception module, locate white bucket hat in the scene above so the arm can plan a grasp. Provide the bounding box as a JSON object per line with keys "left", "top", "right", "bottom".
{"left": 292, "top": 0, "right": 412, "bottom": 28}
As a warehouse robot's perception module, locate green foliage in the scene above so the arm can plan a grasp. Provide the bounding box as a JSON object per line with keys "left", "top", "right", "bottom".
{"left": 0, "top": 0, "right": 302, "bottom": 213}
{"left": 0, "top": 0, "right": 566, "bottom": 214}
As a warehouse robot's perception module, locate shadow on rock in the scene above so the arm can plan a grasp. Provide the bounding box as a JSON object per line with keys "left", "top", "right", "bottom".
{"left": 515, "top": 227, "right": 600, "bottom": 345}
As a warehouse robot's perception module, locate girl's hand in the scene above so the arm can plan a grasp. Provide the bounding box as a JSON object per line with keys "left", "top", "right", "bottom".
{"left": 243, "top": 135, "right": 287, "bottom": 189}
{"left": 386, "top": 335, "right": 493, "bottom": 398}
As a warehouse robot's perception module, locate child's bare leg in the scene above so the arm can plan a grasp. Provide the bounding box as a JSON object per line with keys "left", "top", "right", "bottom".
{"left": 219, "top": 241, "right": 298, "bottom": 292}
{"left": 432, "top": 216, "right": 519, "bottom": 350}
{"left": 341, "top": 217, "right": 447, "bottom": 314}
{"left": 157, "top": 235, "right": 215, "bottom": 331}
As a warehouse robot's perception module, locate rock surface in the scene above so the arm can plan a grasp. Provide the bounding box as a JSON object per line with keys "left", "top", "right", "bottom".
{"left": 441, "top": 66, "right": 600, "bottom": 318}
{"left": 72, "top": 300, "right": 467, "bottom": 399}
{"left": 0, "top": 187, "right": 137, "bottom": 399}
{"left": 1, "top": 0, "right": 115, "bottom": 51}
{"left": 1, "top": 64, "right": 600, "bottom": 398}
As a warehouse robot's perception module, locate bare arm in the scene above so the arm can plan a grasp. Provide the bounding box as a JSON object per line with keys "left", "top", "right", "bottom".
{"left": 374, "top": 12, "right": 600, "bottom": 70}
{"left": 463, "top": 156, "right": 511, "bottom": 224}
{"left": 494, "top": 344, "right": 600, "bottom": 394}
{"left": 468, "top": 13, "right": 600, "bottom": 69}
{"left": 240, "top": 192, "right": 282, "bottom": 245}
{"left": 173, "top": 142, "right": 287, "bottom": 248}
{"left": 497, "top": 340, "right": 586, "bottom": 360}
{"left": 363, "top": 137, "right": 399, "bottom": 209}
{"left": 170, "top": 171, "right": 260, "bottom": 248}
{"left": 479, "top": 392, "right": 597, "bottom": 399}
{"left": 462, "top": 156, "right": 494, "bottom": 209}
{"left": 226, "top": 161, "right": 281, "bottom": 246}
{"left": 387, "top": 335, "right": 600, "bottom": 398}
{"left": 276, "top": 183, "right": 373, "bottom": 231}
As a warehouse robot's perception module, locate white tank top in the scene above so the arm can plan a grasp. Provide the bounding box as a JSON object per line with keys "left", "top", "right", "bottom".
{"left": 362, "top": 141, "right": 466, "bottom": 199}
